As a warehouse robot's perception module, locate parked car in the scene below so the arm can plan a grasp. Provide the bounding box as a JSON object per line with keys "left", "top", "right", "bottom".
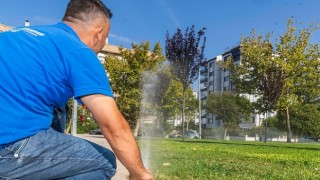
{"left": 303, "top": 136, "right": 319, "bottom": 142}
{"left": 89, "top": 129, "right": 102, "bottom": 135}
{"left": 169, "top": 130, "right": 199, "bottom": 139}
{"left": 185, "top": 130, "right": 200, "bottom": 139}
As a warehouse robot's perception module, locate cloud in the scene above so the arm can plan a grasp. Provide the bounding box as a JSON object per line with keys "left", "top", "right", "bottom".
{"left": 109, "top": 33, "right": 135, "bottom": 44}
{"left": 157, "top": 0, "right": 181, "bottom": 28}
{"left": 31, "top": 16, "right": 59, "bottom": 25}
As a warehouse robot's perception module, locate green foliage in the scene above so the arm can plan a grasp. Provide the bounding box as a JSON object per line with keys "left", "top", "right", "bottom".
{"left": 206, "top": 92, "right": 253, "bottom": 140}
{"left": 160, "top": 80, "right": 184, "bottom": 118}
{"left": 276, "top": 103, "right": 320, "bottom": 137}
{"left": 104, "top": 42, "right": 165, "bottom": 128}
{"left": 65, "top": 99, "right": 98, "bottom": 134}
{"left": 222, "top": 18, "right": 320, "bottom": 142}
{"left": 152, "top": 67, "right": 172, "bottom": 107}
{"left": 275, "top": 19, "right": 320, "bottom": 109}
{"left": 76, "top": 106, "right": 99, "bottom": 134}
{"left": 159, "top": 80, "right": 198, "bottom": 130}
{"left": 224, "top": 32, "right": 282, "bottom": 113}
{"left": 77, "top": 118, "right": 99, "bottom": 134}
{"left": 145, "top": 139, "right": 320, "bottom": 179}
{"left": 206, "top": 92, "right": 253, "bottom": 129}
{"left": 263, "top": 116, "right": 279, "bottom": 128}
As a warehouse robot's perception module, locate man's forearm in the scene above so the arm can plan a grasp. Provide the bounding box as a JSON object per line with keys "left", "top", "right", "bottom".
{"left": 100, "top": 117, "right": 146, "bottom": 176}
{"left": 81, "top": 95, "right": 151, "bottom": 179}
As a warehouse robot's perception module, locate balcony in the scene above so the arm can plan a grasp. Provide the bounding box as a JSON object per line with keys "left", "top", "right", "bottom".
{"left": 200, "top": 68, "right": 208, "bottom": 74}
{"left": 200, "top": 78, "right": 207, "bottom": 83}
{"left": 201, "top": 85, "right": 207, "bottom": 90}
{"left": 201, "top": 96, "right": 207, "bottom": 100}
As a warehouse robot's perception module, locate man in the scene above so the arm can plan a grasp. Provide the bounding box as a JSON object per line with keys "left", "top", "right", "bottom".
{"left": 0, "top": 0, "right": 152, "bottom": 179}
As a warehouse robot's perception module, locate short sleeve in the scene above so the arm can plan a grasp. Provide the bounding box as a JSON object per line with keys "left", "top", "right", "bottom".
{"left": 64, "top": 48, "right": 113, "bottom": 103}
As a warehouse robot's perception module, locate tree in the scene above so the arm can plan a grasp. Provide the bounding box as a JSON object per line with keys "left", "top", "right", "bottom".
{"left": 223, "top": 32, "right": 283, "bottom": 142}
{"left": 276, "top": 103, "right": 320, "bottom": 138}
{"left": 153, "top": 76, "right": 199, "bottom": 135}
{"left": 223, "top": 19, "right": 320, "bottom": 142}
{"left": 159, "top": 79, "right": 183, "bottom": 131}
{"left": 184, "top": 90, "right": 198, "bottom": 131}
{"left": 153, "top": 65, "right": 172, "bottom": 108}
{"left": 104, "top": 42, "right": 165, "bottom": 130}
{"left": 206, "top": 92, "right": 253, "bottom": 140}
{"left": 223, "top": 32, "right": 282, "bottom": 113}
{"left": 275, "top": 20, "right": 320, "bottom": 142}
{"left": 165, "top": 25, "right": 206, "bottom": 140}
{"left": 138, "top": 66, "right": 173, "bottom": 136}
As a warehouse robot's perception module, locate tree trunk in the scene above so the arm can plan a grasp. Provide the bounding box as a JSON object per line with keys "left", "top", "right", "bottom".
{"left": 133, "top": 120, "right": 140, "bottom": 137}
{"left": 186, "top": 117, "right": 189, "bottom": 131}
{"left": 264, "top": 111, "right": 269, "bottom": 143}
{"left": 285, "top": 107, "right": 292, "bottom": 143}
{"left": 224, "top": 127, "right": 228, "bottom": 140}
{"left": 182, "top": 88, "right": 186, "bottom": 141}
{"left": 264, "top": 117, "right": 268, "bottom": 143}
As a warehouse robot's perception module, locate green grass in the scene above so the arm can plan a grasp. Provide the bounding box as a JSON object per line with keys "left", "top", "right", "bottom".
{"left": 138, "top": 139, "right": 320, "bottom": 180}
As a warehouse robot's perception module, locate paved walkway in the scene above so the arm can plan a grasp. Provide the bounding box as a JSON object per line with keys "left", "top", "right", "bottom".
{"left": 76, "top": 134, "right": 129, "bottom": 180}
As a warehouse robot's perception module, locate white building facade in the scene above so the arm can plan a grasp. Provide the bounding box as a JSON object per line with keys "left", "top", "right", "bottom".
{"left": 200, "top": 46, "right": 273, "bottom": 130}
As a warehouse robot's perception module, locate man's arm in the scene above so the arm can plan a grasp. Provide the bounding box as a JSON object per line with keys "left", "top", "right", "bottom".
{"left": 81, "top": 94, "right": 153, "bottom": 180}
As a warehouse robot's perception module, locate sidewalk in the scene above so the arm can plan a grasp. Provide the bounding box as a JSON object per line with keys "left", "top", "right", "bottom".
{"left": 76, "top": 134, "right": 129, "bottom": 180}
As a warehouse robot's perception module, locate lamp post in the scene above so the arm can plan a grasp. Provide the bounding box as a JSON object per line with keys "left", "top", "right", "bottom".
{"left": 198, "top": 67, "right": 202, "bottom": 139}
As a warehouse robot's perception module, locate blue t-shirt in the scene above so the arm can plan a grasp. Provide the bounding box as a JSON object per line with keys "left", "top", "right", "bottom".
{"left": 0, "top": 23, "right": 113, "bottom": 144}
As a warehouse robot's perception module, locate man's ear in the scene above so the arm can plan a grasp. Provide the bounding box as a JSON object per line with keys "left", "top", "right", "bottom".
{"left": 93, "top": 27, "right": 103, "bottom": 46}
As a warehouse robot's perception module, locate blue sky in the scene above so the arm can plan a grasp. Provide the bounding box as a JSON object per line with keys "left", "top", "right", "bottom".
{"left": 1, "top": 0, "right": 320, "bottom": 59}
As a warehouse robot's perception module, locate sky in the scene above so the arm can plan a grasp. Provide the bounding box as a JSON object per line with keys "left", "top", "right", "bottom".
{"left": 1, "top": 0, "right": 320, "bottom": 60}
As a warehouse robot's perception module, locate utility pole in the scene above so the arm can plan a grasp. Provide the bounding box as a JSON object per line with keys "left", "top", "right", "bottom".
{"left": 71, "top": 98, "right": 78, "bottom": 136}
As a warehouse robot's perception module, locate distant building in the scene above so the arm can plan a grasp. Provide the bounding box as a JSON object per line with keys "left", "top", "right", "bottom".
{"left": 200, "top": 46, "right": 274, "bottom": 130}
{"left": 0, "top": 23, "right": 13, "bottom": 32}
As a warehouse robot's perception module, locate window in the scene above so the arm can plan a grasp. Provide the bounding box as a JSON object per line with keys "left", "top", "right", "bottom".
{"left": 259, "top": 118, "right": 264, "bottom": 124}
{"left": 224, "top": 55, "right": 231, "bottom": 61}
{"left": 234, "top": 55, "right": 240, "bottom": 62}
{"left": 230, "top": 81, "right": 235, "bottom": 90}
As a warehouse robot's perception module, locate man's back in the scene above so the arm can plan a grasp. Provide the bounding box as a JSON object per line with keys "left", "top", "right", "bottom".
{"left": 0, "top": 23, "right": 110, "bottom": 144}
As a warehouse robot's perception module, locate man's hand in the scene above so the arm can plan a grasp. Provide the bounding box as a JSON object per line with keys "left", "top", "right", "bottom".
{"left": 129, "top": 170, "right": 153, "bottom": 180}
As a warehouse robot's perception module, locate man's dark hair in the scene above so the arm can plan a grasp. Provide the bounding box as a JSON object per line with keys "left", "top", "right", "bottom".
{"left": 63, "top": 0, "right": 113, "bottom": 23}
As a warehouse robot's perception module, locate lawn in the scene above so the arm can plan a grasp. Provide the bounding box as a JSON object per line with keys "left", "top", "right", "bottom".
{"left": 138, "top": 139, "right": 320, "bottom": 180}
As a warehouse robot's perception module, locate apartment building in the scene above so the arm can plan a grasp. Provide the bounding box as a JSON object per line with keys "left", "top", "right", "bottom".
{"left": 200, "top": 46, "right": 270, "bottom": 130}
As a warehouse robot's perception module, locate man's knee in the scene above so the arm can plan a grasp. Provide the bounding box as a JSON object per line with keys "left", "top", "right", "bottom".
{"left": 86, "top": 140, "right": 117, "bottom": 170}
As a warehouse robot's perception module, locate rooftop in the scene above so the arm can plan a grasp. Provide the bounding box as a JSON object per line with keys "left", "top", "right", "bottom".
{"left": 0, "top": 23, "right": 13, "bottom": 32}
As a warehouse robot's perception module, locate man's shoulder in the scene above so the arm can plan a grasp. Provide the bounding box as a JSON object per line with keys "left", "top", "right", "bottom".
{"left": 34, "top": 23, "right": 91, "bottom": 55}
{"left": 34, "top": 23, "right": 78, "bottom": 41}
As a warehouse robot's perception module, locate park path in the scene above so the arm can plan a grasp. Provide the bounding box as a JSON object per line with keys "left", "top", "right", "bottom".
{"left": 76, "top": 134, "right": 129, "bottom": 180}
